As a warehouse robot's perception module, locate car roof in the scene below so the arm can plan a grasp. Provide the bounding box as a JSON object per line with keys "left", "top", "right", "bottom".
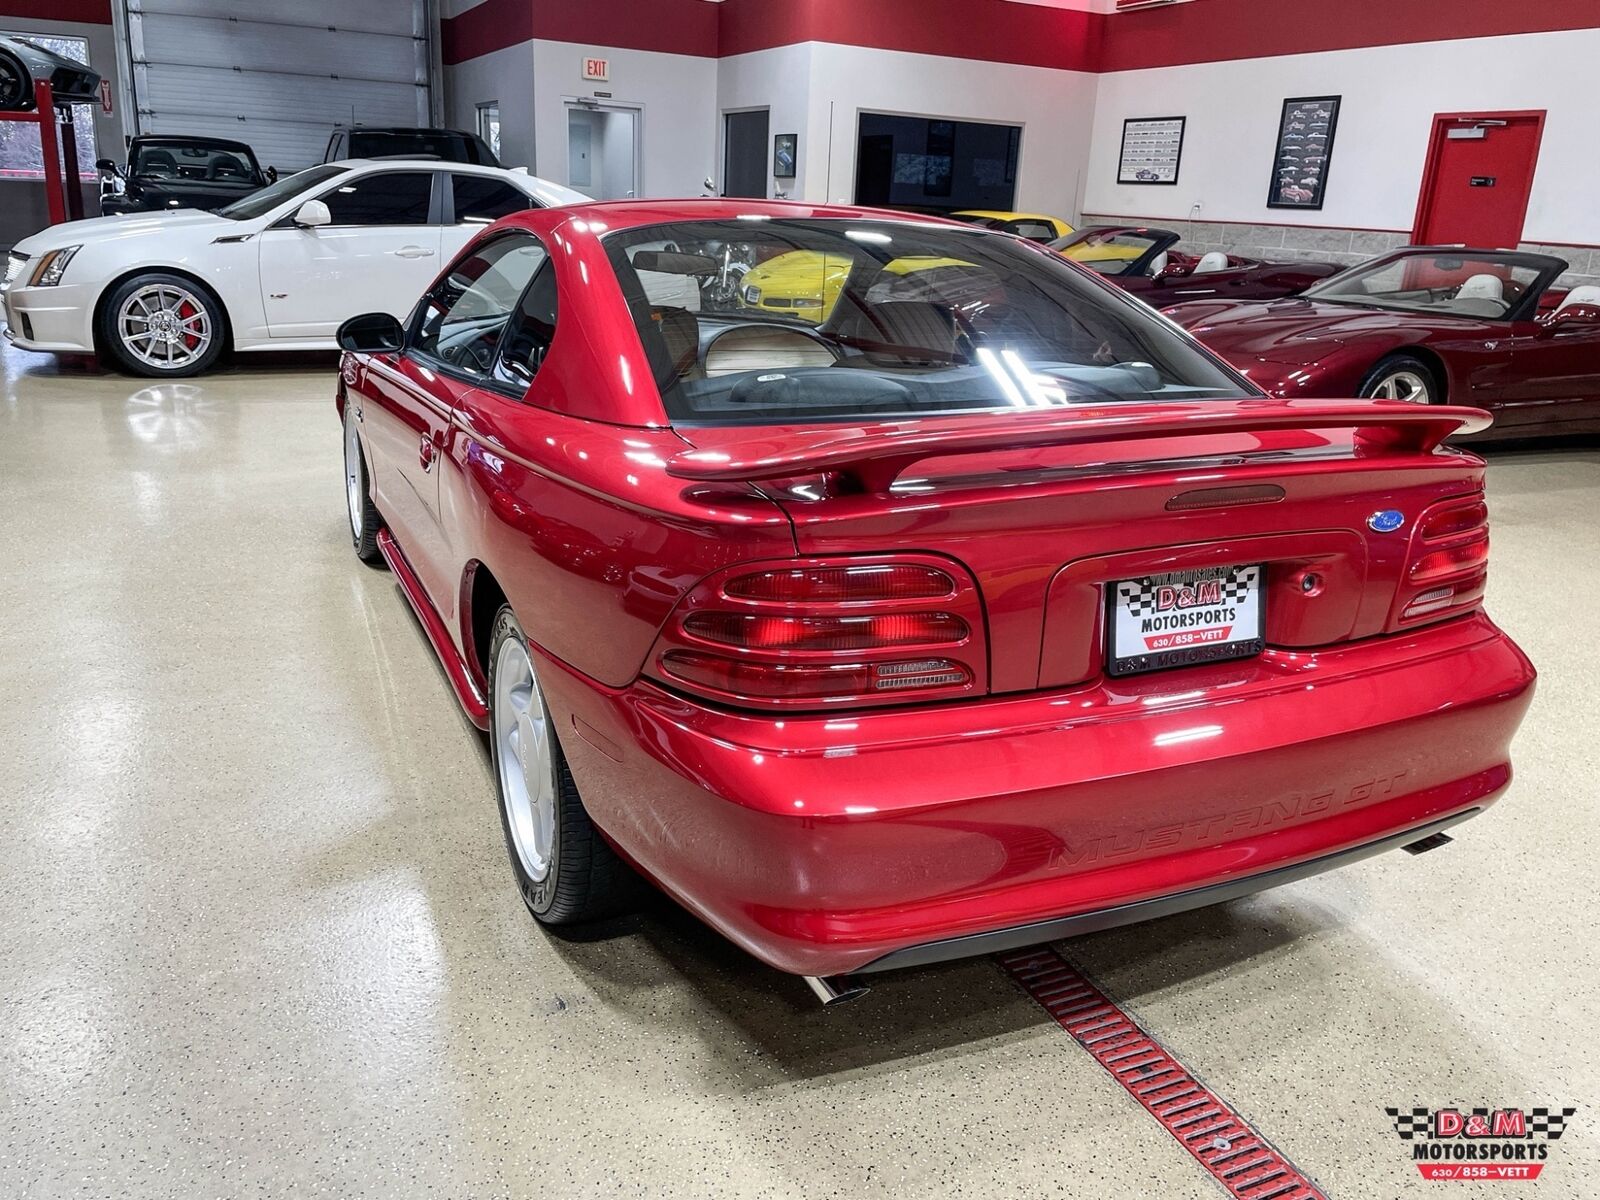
{"left": 503, "top": 197, "right": 969, "bottom": 234}
{"left": 1386, "top": 245, "right": 1567, "bottom": 272}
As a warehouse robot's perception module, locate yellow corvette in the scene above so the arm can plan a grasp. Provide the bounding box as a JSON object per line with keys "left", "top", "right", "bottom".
{"left": 740, "top": 251, "right": 973, "bottom": 322}
{"left": 950, "top": 211, "right": 1075, "bottom": 243}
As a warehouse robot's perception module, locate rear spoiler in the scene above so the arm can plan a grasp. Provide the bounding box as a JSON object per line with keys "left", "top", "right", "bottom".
{"left": 668, "top": 400, "right": 1491, "bottom": 493}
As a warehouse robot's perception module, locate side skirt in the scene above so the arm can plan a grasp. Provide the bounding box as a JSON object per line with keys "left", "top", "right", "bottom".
{"left": 377, "top": 528, "right": 490, "bottom": 730}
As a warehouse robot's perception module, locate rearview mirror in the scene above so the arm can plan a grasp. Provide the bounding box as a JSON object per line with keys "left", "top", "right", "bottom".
{"left": 293, "top": 199, "right": 331, "bottom": 228}
{"left": 632, "top": 250, "right": 719, "bottom": 276}
{"left": 337, "top": 312, "right": 404, "bottom": 354}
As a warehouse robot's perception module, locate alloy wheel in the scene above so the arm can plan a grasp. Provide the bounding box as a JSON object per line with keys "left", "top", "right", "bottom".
{"left": 493, "top": 636, "right": 556, "bottom": 883}
{"left": 116, "top": 282, "right": 213, "bottom": 371}
{"left": 1367, "top": 370, "right": 1431, "bottom": 404}
{"left": 0, "top": 57, "right": 21, "bottom": 109}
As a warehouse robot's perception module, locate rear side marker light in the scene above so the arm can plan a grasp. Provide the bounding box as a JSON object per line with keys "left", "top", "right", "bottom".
{"left": 1403, "top": 586, "right": 1458, "bottom": 619}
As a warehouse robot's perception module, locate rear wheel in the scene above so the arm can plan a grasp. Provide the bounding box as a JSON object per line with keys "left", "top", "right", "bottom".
{"left": 1359, "top": 355, "right": 1439, "bottom": 405}
{"left": 343, "top": 405, "right": 383, "bottom": 563}
{"left": 98, "top": 273, "right": 226, "bottom": 377}
{"left": 488, "top": 606, "right": 640, "bottom": 925}
{"left": 0, "top": 53, "right": 29, "bottom": 111}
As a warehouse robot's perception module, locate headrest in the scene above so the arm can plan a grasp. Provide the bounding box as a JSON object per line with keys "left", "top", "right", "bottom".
{"left": 1456, "top": 273, "right": 1504, "bottom": 301}
{"left": 1148, "top": 250, "right": 1169, "bottom": 276}
{"left": 838, "top": 301, "right": 961, "bottom": 366}
{"left": 650, "top": 306, "right": 699, "bottom": 381}
{"left": 1194, "top": 251, "right": 1230, "bottom": 274}
{"left": 1556, "top": 285, "right": 1600, "bottom": 313}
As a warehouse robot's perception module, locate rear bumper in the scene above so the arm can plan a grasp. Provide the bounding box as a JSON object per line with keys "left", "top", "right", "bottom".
{"left": 541, "top": 612, "right": 1535, "bottom": 977}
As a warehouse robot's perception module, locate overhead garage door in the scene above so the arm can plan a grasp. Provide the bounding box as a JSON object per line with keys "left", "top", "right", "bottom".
{"left": 121, "top": 0, "right": 433, "bottom": 171}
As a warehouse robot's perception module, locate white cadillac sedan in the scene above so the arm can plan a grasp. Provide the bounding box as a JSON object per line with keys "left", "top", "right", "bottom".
{"left": 1, "top": 159, "right": 587, "bottom": 376}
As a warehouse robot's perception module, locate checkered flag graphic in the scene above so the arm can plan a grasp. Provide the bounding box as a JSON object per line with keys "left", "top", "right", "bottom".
{"left": 1528, "top": 1108, "right": 1577, "bottom": 1140}
{"left": 1117, "top": 567, "right": 1260, "bottom": 618}
{"left": 1386, "top": 1107, "right": 1432, "bottom": 1140}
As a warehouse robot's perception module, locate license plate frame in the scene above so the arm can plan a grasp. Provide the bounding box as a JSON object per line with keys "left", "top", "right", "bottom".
{"left": 1106, "top": 564, "right": 1266, "bottom": 678}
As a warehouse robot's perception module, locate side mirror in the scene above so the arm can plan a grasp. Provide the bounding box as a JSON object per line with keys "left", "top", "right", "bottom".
{"left": 337, "top": 312, "right": 404, "bottom": 354}
{"left": 95, "top": 158, "right": 122, "bottom": 176}
{"left": 293, "top": 199, "right": 331, "bottom": 228}
{"left": 265, "top": 166, "right": 279, "bottom": 183}
{"left": 1540, "top": 304, "right": 1600, "bottom": 335}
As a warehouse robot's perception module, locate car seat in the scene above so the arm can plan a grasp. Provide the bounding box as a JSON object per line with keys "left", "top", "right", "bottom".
{"left": 1554, "top": 285, "right": 1600, "bottom": 313}
{"left": 1193, "top": 251, "right": 1231, "bottom": 274}
{"left": 1147, "top": 251, "right": 1169, "bottom": 277}
{"left": 1452, "top": 273, "right": 1507, "bottom": 317}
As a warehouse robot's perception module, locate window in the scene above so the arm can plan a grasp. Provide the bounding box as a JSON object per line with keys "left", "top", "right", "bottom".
{"left": 319, "top": 171, "right": 433, "bottom": 226}
{"left": 854, "top": 114, "right": 1021, "bottom": 213}
{"left": 412, "top": 234, "right": 549, "bottom": 381}
{"left": 345, "top": 130, "right": 494, "bottom": 166}
{"left": 219, "top": 163, "right": 347, "bottom": 221}
{"left": 1010, "top": 221, "right": 1057, "bottom": 243}
{"left": 605, "top": 218, "right": 1250, "bottom": 425}
{"left": 452, "top": 173, "right": 529, "bottom": 224}
{"left": 493, "top": 264, "right": 558, "bottom": 390}
{"left": 0, "top": 33, "right": 96, "bottom": 178}
{"left": 476, "top": 102, "right": 501, "bottom": 161}
{"left": 1054, "top": 229, "right": 1168, "bottom": 278}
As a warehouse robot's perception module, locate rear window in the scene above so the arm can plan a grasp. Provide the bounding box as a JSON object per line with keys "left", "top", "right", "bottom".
{"left": 131, "top": 143, "right": 257, "bottom": 182}
{"left": 603, "top": 218, "right": 1250, "bottom": 424}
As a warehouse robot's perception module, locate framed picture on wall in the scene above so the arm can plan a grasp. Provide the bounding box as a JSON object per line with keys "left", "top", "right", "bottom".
{"left": 1117, "top": 116, "right": 1186, "bottom": 185}
{"left": 1267, "top": 96, "right": 1340, "bottom": 209}
{"left": 773, "top": 133, "right": 797, "bottom": 179}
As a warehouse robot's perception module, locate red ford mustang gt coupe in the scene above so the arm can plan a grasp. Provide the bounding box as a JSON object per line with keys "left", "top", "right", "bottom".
{"left": 1052, "top": 224, "right": 1341, "bottom": 302}
{"left": 1168, "top": 246, "right": 1600, "bottom": 438}
{"left": 336, "top": 200, "right": 1534, "bottom": 1003}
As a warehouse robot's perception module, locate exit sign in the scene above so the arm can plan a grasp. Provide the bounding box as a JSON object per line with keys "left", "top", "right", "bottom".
{"left": 582, "top": 57, "right": 609, "bottom": 82}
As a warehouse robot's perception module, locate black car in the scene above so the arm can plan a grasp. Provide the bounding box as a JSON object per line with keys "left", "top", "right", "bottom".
{"left": 324, "top": 125, "right": 500, "bottom": 167}
{"left": 0, "top": 35, "right": 101, "bottom": 110}
{"left": 98, "top": 135, "right": 274, "bottom": 215}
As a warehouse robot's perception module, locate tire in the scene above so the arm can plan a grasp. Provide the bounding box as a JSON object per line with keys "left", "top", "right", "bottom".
{"left": 0, "top": 53, "right": 29, "bottom": 112}
{"left": 97, "top": 273, "right": 227, "bottom": 377}
{"left": 487, "top": 606, "right": 640, "bottom": 925}
{"left": 1358, "top": 354, "right": 1440, "bottom": 405}
{"left": 343, "top": 404, "right": 383, "bottom": 563}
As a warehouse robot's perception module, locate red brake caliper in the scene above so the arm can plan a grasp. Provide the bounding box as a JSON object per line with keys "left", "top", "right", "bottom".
{"left": 178, "top": 299, "right": 200, "bottom": 350}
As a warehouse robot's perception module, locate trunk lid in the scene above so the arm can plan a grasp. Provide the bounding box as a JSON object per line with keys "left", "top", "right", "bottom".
{"left": 671, "top": 400, "right": 1490, "bottom": 693}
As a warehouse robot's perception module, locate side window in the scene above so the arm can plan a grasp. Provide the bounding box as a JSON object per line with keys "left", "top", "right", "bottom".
{"left": 319, "top": 171, "right": 432, "bottom": 226}
{"left": 451, "top": 174, "right": 532, "bottom": 224}
{"left": 1011, "top": 221, "right": 1055, "bottom": 243}
{"left": 411, "top": 235, "right": 549, "bottom": 379}
{"left": 493, "top": 263, "right": 558, "bottom": 391}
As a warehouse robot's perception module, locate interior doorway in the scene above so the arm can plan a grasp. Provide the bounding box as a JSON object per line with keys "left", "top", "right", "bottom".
{"left": 1411, "top": 111, "right": 1545, "bottom": 249}
{"left": 566, "top": 102, "right": 639, "bottom": 200}
{"left": 723, "top": 109, "right": 770, "bottom": 198}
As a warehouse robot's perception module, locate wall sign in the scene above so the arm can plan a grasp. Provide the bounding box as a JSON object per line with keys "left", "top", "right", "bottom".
{"left": 1117, "top": 116, "right": 1185, "bottom": 185}
{"left": 98, "top": 78, "right": 113, "bottom": 116}
{"left": 582, "top": 57, "right": 610, "bottom": 82}
{"left": 1267, "top": 95, "right": 1340, "bottom": 210}
{"left": 773, "top": 133, "right": 797, "bottom": 179}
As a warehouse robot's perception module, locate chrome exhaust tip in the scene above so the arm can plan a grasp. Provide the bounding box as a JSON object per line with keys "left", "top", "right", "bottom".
{"left": 804, "top": 974, "right": 870, "bottom": 1006}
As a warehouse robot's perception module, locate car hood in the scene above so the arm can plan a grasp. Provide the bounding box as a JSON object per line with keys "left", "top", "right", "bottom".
{"left": 13, "top": 209, "right": 236, "bottom": 254}
{"left": 1168, "top": 297, "right": 1442, "bottom": 364}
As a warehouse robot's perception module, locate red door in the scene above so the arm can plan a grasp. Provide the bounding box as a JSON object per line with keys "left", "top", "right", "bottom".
{"left": 1412, "top": 112, "right": 1544, "bottom": 249}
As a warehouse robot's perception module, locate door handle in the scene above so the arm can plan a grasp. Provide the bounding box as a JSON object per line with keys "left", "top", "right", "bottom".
{"left": 394, "top": 245, "right": 436, "bottom": 259}
{"left": 419, "top": 435, "right": 436, "bottom": 472}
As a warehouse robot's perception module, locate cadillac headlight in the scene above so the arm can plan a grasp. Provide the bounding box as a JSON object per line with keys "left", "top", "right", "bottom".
{"left": 29, "top": 246, "right": 81, "bottom": 287}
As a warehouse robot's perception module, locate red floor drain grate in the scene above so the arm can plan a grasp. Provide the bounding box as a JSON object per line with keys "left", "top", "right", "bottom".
{"left": 997, "top": 946, "right": 1328, "bottom": 1200}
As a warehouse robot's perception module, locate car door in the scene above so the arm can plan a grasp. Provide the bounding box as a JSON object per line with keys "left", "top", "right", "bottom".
{"left": 1492, "top": 314, "right": 1600, "bottom": 431}
{"left": 256, "top": 169, "right": 441, "bottom": 339}
{"left": 441, "top": 171, "right": 537, "bottom": 261}
{"left": 368, "top": 230, "right": 553, "bottom": 611}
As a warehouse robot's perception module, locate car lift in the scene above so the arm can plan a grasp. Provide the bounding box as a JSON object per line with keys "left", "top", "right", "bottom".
{"left": 0, "top": 80, "right": 85, "bottom": 227}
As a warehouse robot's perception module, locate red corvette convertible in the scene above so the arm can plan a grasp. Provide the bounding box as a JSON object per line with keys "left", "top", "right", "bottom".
{"left": 1169, "top": 247, "right": 1600, "bottom": 438}
{"left": 1052, "top": 224, "right": 1341, "bottom": 302}
{"left": 336, "top": 200, "right": 1534, "bottom": 1002}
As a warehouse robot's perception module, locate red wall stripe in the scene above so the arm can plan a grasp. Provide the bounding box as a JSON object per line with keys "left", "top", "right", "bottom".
{"left": 1099, "top": 0, "right": 1600, "bottom": 72}
{"left": 442, "top": 0, "right": 1102, "bottom": 70}
{"left": 0, "top": 0, "right": 111, "bottom": 22}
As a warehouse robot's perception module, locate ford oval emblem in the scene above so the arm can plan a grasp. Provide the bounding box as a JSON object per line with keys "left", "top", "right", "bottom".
{"left": 1368, "top": 509, "right": 1406, "bottom": 533}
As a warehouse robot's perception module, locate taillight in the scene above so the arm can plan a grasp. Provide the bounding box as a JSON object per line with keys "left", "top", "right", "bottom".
{"left": 1392, "top": 497, "right": 1490, "bottom": 626}
{"left": 646, "top": 557, "right": 987, "bottom": 710}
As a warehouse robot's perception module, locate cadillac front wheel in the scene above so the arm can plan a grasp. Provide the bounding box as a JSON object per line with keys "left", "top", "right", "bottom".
{"left": 98, "top": 273, "right": 226, "bottom": 377}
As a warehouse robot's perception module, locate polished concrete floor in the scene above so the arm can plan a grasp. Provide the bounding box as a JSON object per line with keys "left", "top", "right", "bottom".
{"left": 1, "top": 339, "right": 1596, "bottom": 1199}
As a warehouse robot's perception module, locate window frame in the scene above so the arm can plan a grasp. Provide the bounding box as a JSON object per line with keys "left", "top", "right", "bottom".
{"left": 404, "top": 230, "right": 555, "bottom": 399}
{"left": 273, "top": 168, "right": 442, "bottom": 230}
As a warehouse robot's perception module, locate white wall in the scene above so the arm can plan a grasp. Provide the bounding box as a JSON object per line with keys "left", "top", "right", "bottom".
{"left": 529, "top": 39, "right": 718, "bottom": 199}
{"left": 806, "top": 42, "right": 1099, "bottom": 219}
{"left": 1085, "top": 28, "right": 1600, "bottom": 245}
{"left": 446, "top": 42, "right": 538, "bottom": 170}
{"left": 716, "top": 43, "right": 812, "bottom": 198}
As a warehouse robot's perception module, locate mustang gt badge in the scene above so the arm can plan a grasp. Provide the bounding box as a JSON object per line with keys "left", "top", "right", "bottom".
{"left": 1368, "top": 510, "right": 1406, "bottom": 533}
